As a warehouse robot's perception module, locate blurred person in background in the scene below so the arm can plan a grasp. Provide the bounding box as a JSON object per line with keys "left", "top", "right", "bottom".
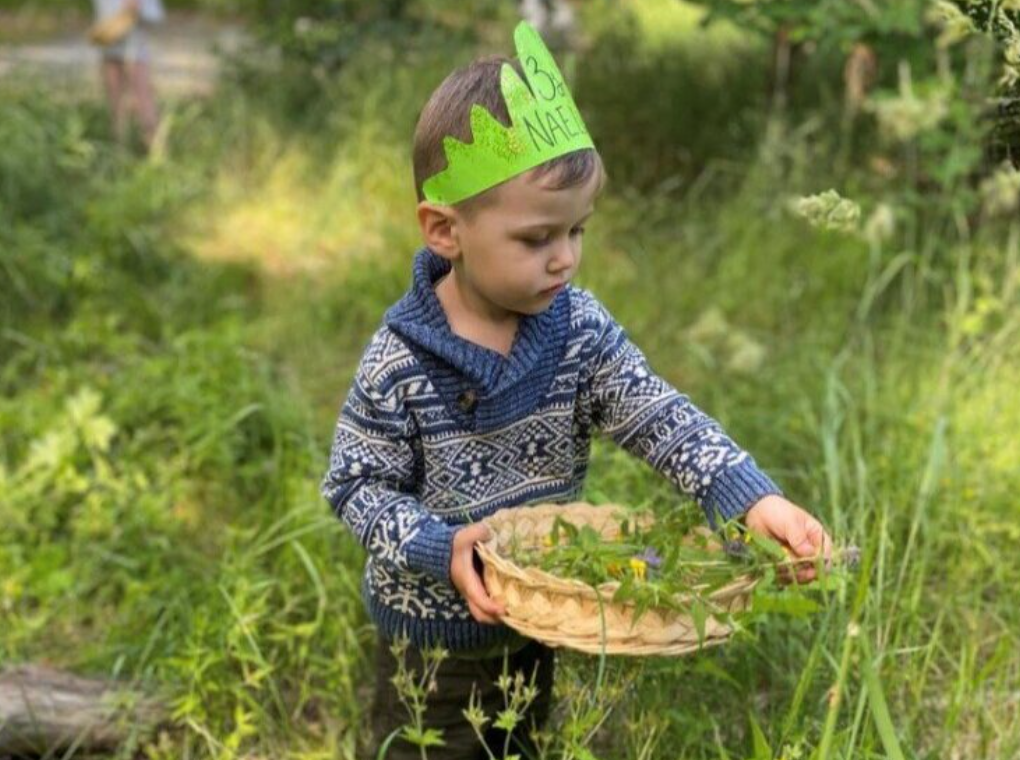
{"left": 91, "top": 0, "right": 165, "bottom": 150}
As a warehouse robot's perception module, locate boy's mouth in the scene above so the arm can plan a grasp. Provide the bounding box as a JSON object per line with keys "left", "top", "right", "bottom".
{"left": 540, "top": 282, "right": 566, "bottom": 297}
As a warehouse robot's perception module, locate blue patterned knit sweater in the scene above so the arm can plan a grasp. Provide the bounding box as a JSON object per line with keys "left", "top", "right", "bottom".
{"left": 320, "top": 247, "right": 782, "bottom": 653}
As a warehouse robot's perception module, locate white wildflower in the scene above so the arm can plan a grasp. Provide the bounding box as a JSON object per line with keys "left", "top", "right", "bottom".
{"left": 866, "top": 62, "right": 948, "bottom": 142}
{"left": 725, "top": 332, "right": 767, "bottom": 374}
{"left": 788, "top": 189, "right": 861, "bottom": 233}
{"left": 686, "top": 307, "right": 730, "bottom": 344}
{"left": 1001, "top": 34, "right": 1020, "bottom": 89}
{"left": 863, "top": 203, "right": 896, "bottom": 246}
{"left": 980, "top": 161, "right": 1020, "bottom": 216}
{"left": 926, "top": 0, "right": 975, "bottom": 48}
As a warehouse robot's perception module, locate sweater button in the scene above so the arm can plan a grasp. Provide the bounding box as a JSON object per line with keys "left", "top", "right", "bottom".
{"left": 457, "top": 389, "right": 478, "bottom": 413}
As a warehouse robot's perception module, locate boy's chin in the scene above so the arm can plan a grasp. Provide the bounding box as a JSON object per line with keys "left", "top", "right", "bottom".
{"left": 515, "top": 298, "right": 556, "bottom": 316}
{"left": 497, "top": 288, "right": 562, "bottom": 317}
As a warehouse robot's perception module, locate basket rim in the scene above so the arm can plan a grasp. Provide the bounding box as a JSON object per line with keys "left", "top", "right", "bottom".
{"left": 477, "top": 502, "right": 760, "bottom": 608}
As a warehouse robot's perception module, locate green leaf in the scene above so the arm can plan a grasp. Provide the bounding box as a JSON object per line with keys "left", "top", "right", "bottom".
{"left": 400, "top": 726, "right": 446, "bottom": 748}
{"left": 747, "top": 531, "right": 788, "bottom": 561}
{"left": 692, "top": 658, "right": 742, "bottom": 690}
{"left": 751, "top": 591, "right": 820, "bottom": 618}
{"left": 494, "top": 708, "right": 520, "bottom": 731}
{"left": 376, "top": 728, "right": 404, "bottom": 760}
{"left": 860, "top": 637, "right": 906, "bottom": 760}
{"left": 691, "top": 598, "right": 708, "bottom": 646}
{"left": 748, "top": 711, "right": 774, "bottom": 760}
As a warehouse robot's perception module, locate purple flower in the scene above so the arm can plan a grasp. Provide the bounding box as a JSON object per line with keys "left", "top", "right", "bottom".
{"left": 636, "top": 547, "right": 662, "bottom": 569}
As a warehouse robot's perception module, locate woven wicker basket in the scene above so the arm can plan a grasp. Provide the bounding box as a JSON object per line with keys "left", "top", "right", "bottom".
{"left": 477, "top": 502, "right": 758, "bottom": 656}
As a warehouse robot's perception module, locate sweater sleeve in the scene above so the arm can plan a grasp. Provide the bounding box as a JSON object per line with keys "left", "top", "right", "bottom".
{"left": 320, "top": 336, "right": 458, "bottom": 583}
{"left": 578, "top": 290, "right": 783, "bottom": 527}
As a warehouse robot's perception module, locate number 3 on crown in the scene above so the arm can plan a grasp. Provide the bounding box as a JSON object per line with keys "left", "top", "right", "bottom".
{"left": 526, "top": 55, "right": 566, "bottom": 101}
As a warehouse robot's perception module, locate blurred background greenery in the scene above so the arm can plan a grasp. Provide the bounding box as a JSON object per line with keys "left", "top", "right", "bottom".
{"left": 1, "top": 0, "right": 1018, "bottom": 758}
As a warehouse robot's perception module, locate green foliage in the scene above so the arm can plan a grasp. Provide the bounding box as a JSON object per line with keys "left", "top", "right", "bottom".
{"left": 226, "top": 0, "right": 513, "bottom": 132}
{"left": 2, "top": 1, "right": 1020, "bottom": 757}
{"left": 576, "top": 0, "right": 769, "bottom": 189}
{"left": 510, "top": 508, "right": 838, "bottom": 638}
{"left": 0, "top": 77, "right": 366, "bottom": 757}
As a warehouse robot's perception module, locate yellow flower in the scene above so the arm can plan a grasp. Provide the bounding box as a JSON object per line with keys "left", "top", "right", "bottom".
{"left": 629, "top": 558, "right": 647, "bottom": 581}
{"left": 542, "top": 534, "right": 554, "bottom": 547}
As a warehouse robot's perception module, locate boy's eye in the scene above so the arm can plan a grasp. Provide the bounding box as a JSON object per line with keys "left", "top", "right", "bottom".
{"left": 522, "top": 227, "right": 585, "bottom": 248}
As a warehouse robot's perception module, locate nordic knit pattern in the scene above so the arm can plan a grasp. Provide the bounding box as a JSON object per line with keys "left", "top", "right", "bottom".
{"left": 321, "top": 247, "right": 782, "bottom": 652}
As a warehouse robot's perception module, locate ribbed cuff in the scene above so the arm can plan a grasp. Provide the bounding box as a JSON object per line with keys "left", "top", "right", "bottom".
{"left": 404, "top": 519, "right": 458, "bottom": 583}
{"left": 366, "top": 585, "right": 518, "bottom": 654}
{"left": 701, "top": 458, "right": 783, "bottom": 528}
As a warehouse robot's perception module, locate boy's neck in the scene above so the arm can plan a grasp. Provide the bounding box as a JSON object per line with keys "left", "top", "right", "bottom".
{"left": 435, "top": 266, "right": 519, "bottom": 357}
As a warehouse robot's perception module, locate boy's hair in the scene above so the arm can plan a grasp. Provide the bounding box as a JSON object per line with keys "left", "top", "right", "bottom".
{"left": 413, "top": 55, "right": 606, "bottom": 215}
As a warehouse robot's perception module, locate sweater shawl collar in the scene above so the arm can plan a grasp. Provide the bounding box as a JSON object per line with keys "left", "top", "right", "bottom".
{"left": 383, "top": 247, "right": 570, "bottom": 431}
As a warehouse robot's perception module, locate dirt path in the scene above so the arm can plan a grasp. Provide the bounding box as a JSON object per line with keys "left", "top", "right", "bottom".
{"left": 0, "top": 13, "right": 248, "bottom": 97}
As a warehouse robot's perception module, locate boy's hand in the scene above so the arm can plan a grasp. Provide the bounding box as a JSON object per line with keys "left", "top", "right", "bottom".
{"left": 743, "top": 494, "right": 833, "bottom": 584}
{"left": 450, "top": 523, "right": 506, "bottom": 625}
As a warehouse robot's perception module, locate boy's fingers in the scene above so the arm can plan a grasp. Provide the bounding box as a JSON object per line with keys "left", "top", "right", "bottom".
{"left": 774, "top": 515, "right": 835, "bottom": 585}
{"left": 787, "top": 522, "right": 813, "bottom": 556}
{"left": 465, "top": 522, "right": 492, "bottom": 542}
{"left": 777, "top": 566, "right": 799, "bottom": 585}
{"left": 461, "top": 556, "right": 505, "bottom": 617}
{"left": 787, "top": 517, "right": 825, "bottom": 557}
{"left": 788, "top": 545, "right": 834, "bottom": 584}
{"left": 807, "top": 519, "right": 830, "bottom": 555}
{"left": 467, "top": 600, "right": 499, "bottom": 625}
{"left": 780, "top": 565, "right": 814, "bottom": 585}
{"left": 466, "top": 591, "right": 503, "bottom": 624}
{"left": 452, "top": 522, "right": 491, "bottom": 553}
{"left": 802, "top": 522, "right": 834, "bottom": 573}
{"left": 450, "top": 521, "right": 507, "bottom": 624}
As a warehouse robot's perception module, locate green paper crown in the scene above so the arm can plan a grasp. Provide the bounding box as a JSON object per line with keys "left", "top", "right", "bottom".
{"left": 422, "top": 21, "right": 595, "bottom": 205}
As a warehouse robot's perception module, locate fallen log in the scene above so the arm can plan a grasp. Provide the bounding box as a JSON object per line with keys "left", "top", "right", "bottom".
{"left": 0, "top": 664, "right": 167, "bottom": 756}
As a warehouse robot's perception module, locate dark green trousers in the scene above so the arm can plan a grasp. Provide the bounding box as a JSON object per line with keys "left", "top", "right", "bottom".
{"left": 367, "top": 634, "right": 556, "bottom": 760}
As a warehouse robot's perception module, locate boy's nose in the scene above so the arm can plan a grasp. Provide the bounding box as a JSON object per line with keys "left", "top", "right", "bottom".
{"left": 548, "top": 241, "right": 575, "bottom": 273}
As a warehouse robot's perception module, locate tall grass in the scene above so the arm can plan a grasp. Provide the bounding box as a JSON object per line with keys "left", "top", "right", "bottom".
{"left": 1, "top": 1, "right": 1018, "bottom": 757}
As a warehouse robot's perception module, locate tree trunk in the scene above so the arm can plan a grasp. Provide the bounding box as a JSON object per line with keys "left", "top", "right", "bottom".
{"left": 0, "top": 664, "right": 167, "bottom": 756}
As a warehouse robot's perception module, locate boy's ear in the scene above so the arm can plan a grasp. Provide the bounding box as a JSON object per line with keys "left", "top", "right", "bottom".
{"left": 417, "top": 201, "right": 461, "bottom": 261}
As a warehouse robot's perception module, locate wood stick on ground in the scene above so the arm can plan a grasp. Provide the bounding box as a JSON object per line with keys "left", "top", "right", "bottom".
{"left": 0, "top": 664, "right": 167, "bottom": 757}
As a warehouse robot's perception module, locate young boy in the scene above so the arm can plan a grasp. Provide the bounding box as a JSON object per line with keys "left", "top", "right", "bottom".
{"left": 321, "top": 22, "right": 832, "bottom": 759}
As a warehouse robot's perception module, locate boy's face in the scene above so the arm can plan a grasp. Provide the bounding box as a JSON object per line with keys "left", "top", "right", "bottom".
{"left": 421, "top": 166, "right": 600, "bottom": 319}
